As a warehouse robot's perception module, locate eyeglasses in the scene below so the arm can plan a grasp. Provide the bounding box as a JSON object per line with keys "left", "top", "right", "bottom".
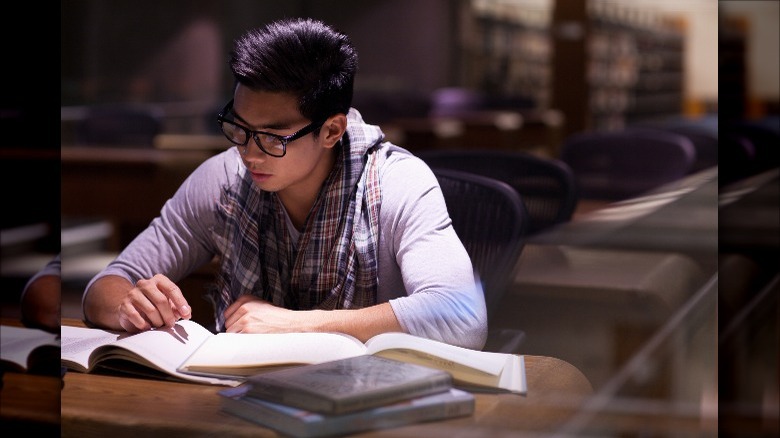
{"left": 216, "top": 99, "right": 323, "bottom": 158}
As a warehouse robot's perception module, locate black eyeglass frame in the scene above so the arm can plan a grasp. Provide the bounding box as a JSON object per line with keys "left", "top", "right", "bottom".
{"left": 216, "top": 99, "right": 324, "bottom": 157}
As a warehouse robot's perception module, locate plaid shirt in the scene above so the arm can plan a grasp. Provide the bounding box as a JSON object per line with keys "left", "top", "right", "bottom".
{"left": 211, "top": 110, "right": 382, "bottom": 331}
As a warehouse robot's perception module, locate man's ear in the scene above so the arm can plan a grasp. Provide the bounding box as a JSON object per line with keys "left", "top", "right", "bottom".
{"left": 321, "top": 114, "right": 348, "bottom": 149}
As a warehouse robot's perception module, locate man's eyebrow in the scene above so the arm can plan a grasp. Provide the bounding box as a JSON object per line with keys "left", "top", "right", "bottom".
{"left": 229, "top": 108, "right": 252, "bottom": 127}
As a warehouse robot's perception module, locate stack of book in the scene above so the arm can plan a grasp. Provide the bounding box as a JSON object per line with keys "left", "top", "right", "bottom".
{"left": 218, "top": 355, "right": 476, "bottom": 437}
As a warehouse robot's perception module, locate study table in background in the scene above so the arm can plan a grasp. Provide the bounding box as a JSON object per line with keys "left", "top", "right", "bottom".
{"left": 1, "top": 317, "right": 594, "bottom": 437}
{"left": 61, "top": 146, "right": 216, "bottom": 252}
{"left": 494, "top": 166, "right": 776, "bottom": 436}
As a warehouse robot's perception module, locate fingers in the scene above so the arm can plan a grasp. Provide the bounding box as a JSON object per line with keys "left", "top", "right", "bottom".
{"left": 117, "top": 274, "right": 192, "bottom": 332}
{"left": 224, "top": 318, "right": 244, "bottom": 333}
{"left": 118, "top": 301, "right": 151, "bottom": 333}
{"left": 223, "top": 301, "right": 244, "bottom": 331}
{"left": 134, "top": 276, "right": 178, "bottom": 327}
{"left": 153, "top": 274, "right": 192, "bottom": 321}
{"left": 223, "top": 294, "right": 259, "bottom": 329}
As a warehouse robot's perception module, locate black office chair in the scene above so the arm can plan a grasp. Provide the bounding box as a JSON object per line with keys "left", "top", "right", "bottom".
{"left": 417, "top": 149, "right": 579, "bottom": 235}
{"left": 560, "top": 128, "right": 696, "bottom": 201}
{"left": 75, "top": 104, "right": 164, "bottom": 147}
{"left": 431, "top": 168, "right": 529, "bottom": 353}
{"left": 632, "top": 120, "right": 719, "bottom": 174}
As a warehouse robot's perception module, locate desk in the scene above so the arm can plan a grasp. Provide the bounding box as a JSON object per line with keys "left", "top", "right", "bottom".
{"left": 530, "top": 167, "right": 719, "bottom": 273}
{"left": 719, "top": 167, "right": 780, "bottom": 254}
{"left": 0, "top": 319, "right": 61, "bottom": 434}
{"left": 60, "top": 357, "right": 590, "bottom": 437}
{"left": 497, "top": 244, "right": 706, "bottom": 391}
{"left": 0, "top": 372, "right": 60, "bottom": 434}
{"left": 499, "top": 170, "right": 719, "bottom": 389}
{"left": 54, "top": 319, "right": 594, "bottom": 437}
{"left": 492, "top": 167, "right": 721, "bottom": 435}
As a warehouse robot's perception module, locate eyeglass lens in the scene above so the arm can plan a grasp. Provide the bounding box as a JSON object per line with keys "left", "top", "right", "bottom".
{"left": 219, "top": 119, "right": 286, "bottom": 157}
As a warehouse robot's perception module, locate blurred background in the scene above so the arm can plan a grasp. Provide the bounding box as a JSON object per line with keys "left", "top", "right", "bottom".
{"left": 2, "top": 0, "right": 779, "bottom": 436}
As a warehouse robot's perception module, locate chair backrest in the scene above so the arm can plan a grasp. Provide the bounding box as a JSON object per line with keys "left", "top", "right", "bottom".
{"left": 417, "top": 149, "right": 578, "bottom": 235}
{"left": 431, "top": 168, "right": 528, "bottom": 319}
{"left": 560, "top": 128, "right": 696, "bottom": 200}
{"left": 632, "top": 118, "right": 719, "bottom": 173}
{"left": 662, "top": 125, "right": 718, "bottom": 173}
{"left": 76, "top": 105, "right": 163, "bottom": 147}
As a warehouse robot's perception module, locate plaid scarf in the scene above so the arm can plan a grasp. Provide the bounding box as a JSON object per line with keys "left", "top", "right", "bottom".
{"left": 210, "top": 120, "right": 382, "bottom": 332}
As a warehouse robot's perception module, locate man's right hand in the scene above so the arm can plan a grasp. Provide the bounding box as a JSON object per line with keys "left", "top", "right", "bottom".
{"left": 117, "top": 274, "right": 192, "bottom": 333}
{"left": 84, "top": 274, "right": 191, "bottom": 333}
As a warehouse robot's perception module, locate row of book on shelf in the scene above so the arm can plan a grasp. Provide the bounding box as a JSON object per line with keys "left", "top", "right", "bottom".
{"left": 2, "top": 320, "right": 526, "bottom": 437}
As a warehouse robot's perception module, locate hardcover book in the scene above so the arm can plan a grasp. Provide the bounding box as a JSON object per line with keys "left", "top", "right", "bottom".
{"left": 219, "top": 383, "right": 475, "bottom": 438}
{"left": 245, "top": 355, "right": 452, "bottom": 414}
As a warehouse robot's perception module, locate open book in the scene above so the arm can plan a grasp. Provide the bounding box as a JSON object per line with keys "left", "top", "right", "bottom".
{"left": 179, "top": 328, "right": 526, "bottom": 394}
{"left": 60, "top": 320, "right": 242, "bottom": 386}
{"left": 1, "top": 325, "right": 61, "bottom": 375}
{"left": 59, "top": 319, "right": 526, "bottom": 393}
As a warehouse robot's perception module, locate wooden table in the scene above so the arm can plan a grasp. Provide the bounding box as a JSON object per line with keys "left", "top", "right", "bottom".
{"left": 0, "top": 372, "right": 61, "bottom": 434}
{"left": 1, "top": 319, "right": 61, "bottom": 435}
{"left": 1, "top": 318, "right": 594, "bottom": 437}
{"left": 498, "top": 169, "right": 719, "bottom": 391}
{"left": 529, "top": 167, "right": 719, "bottom": 272}
{"left": 60, "top": 355, "right": 591, "bottom": 437}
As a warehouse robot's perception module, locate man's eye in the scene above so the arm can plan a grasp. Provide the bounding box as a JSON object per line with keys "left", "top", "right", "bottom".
{"left": 259, "top": 134, "right": 281, "bottom": 145}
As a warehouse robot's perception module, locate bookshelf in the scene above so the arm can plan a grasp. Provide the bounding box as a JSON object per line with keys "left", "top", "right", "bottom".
{"left": 551, "top": 0, "right": 685, "bottom": 136}
{"left": 455, "top": 0, "right": 686, "bottom": 142}
{"left": 458, "top": 1, "right": 553, "bottom": 110}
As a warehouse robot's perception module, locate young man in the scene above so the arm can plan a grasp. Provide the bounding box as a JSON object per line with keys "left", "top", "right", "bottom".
{"left": 82, "top": 17, "right": 487, "bottom": 350}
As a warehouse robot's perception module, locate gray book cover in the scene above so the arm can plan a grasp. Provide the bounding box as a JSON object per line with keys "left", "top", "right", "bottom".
{"left": 246, "top": 355, "right": 453, "bottom": 414}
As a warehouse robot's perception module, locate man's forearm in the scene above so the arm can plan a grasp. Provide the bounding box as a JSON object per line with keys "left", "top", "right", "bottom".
{"left": 308, "top": 302, "right": 403, "bottom": 343}
{"left": 83, "top": 275, "right": 134, "bottom": 330}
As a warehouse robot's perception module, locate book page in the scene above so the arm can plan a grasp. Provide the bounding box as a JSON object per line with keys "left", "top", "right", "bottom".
{"left": 178, "top": 331, "right": 367, "bottom": 373}
{"left": 60, "top": 320, "right": 241, "bottom": 386}
{"left": 363, "top": 332, "right": 525, "bottom": 393}
{"left": 364, "top": 332, "right": 508, "bottom": 374}
{"left": 453, "top": 355, "right": 527, "bottom": 395}
{"left": 60, "top": 325, "right": 120, "bottom": 371}
{"left": 0, "top": 325, "right": 60, "bottom": 371}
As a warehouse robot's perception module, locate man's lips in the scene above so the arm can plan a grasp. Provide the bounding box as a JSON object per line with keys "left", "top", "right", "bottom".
{"left": 249, "top": 171, "right": 271, "bottom": 182}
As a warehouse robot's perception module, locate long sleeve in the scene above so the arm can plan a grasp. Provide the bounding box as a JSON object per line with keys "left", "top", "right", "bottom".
{"left": 375, "top": 145, "right": 488, "bottom": 350}
{"left": 82, "top": 150, "right": 241, "bottom": 307}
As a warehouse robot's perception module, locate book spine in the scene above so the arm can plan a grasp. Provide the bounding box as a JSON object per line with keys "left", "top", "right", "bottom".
{"left": 221, "top": 395, "right": 308, "bottom": 437}
{"left": 319, "top": 394, "right": 474, "bottom": 436}
{"left": 222, "top": 391, "right": 475, "bottom": 438}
